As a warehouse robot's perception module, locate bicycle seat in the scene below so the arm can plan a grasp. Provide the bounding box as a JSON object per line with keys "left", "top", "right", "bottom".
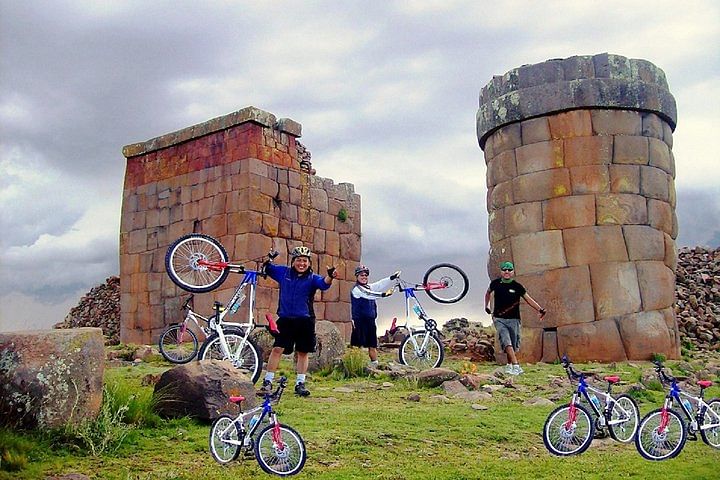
{"left": 698, "top": 380, "right": 713, "bottom": 389}
{"left": 229, "top": 395, "right": 245, "bottom": 404}
{"left": 604, "top": 375, "right": 620, "bottom": 384}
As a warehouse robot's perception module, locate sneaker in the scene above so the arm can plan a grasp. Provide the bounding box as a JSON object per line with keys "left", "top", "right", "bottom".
{"left": 257, "top": 379, "right": 273, "bottom": 396}
{"left": 504, "top": 364, "right": 514, "bottom": 375}
{"left": 512, "top": 364, "right": 524, "bottom": 375}
{"left": 294, "top": 382, "right": 310, "bottom": 397}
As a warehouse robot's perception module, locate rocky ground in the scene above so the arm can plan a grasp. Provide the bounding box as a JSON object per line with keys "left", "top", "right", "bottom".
{"left": 58, "top": 247, "right": 719, "bottom": 353}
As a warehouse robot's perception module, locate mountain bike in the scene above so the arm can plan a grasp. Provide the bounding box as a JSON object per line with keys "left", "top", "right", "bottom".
{"left": 635, "top": 360, "right": 720, "bottom": 461}
{"left": 378, "top": 264, "right": 469, "bottom": 370}
{"left": 209, "top": 376, "right": 306, "bottom": 476}
{"left": 165, "top": 233, "right": 279, "bottom": 383}
{"left": 543, "top": 355, "right": 640, "bottom": 456}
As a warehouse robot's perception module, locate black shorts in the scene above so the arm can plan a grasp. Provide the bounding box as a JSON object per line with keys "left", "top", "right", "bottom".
{"left": 350, "top": 317, "right": 378, "bottom": 349}
{"left": 274, "top": 316, "right": 316, "bottom": 354}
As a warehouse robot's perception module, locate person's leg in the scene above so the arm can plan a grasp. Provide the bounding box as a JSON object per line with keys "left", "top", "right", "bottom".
{"left": 296, "top": 351, "right": 309, "bottom": 374}
{"left": 368, "top": 347, "right": 378, "bottom": 362}
{"left": 509, "top": 319, "right": 523, "bottom": 374}
{"left": 294, "top": 317, "right": 315, "bottom": 397}
{"left": 494, "top": 319, "right": 514, "bottom": 373}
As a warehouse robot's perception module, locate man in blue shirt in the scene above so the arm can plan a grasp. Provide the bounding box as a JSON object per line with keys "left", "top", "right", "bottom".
{"left": 260, "top": 246, "right": 337, "bottom": 397}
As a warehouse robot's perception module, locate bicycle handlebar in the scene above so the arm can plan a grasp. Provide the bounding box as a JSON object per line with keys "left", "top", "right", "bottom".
{"left": 652, "top": 361, "right": 676, "bottom": 385}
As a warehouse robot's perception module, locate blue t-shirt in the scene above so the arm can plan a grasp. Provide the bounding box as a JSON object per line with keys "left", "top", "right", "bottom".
{"left": 265, "top": 263, "right": 330, "bottom": 318}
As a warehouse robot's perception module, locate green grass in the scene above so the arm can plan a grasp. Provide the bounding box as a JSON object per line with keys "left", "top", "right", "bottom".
{"left": 1, "top": 354, "right": 719, "bottom": 479}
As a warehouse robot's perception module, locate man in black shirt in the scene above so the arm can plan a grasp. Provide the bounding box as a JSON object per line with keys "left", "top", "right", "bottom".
{"left": 484, "top": 261, "right": 546, "bottom": 375}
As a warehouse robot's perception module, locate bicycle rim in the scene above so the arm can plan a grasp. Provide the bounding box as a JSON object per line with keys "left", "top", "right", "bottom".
{"left": 199, "top": 332, "right": 263, "bottom": 383}
{"left": 398, "top": 332, "right": 444, "bottom": 370}
{"left": 255, "top": 423, "right": 307, "bottom": 476}
{"left": 423, "top": 263, "right": 469, "bottom": 304}
{"left": 700, "top": 399, "right": 720, "bottom": 448}
{"left": 608, "top": 394, "right": 639, "bottom": 443}
{"left": 166, "top": 234, "right": 229, "bottom": 293}
{"left": 159, "top": 324, "right": 198, "bottom": 364}
{"left": 209, "top": 415, "right": 240, "bottom": 464}
{"left": 542, "top": 403, "right": 594, "bottom": 456}
{"left": 635, "top": 409, "right": 687, "bottom": 460}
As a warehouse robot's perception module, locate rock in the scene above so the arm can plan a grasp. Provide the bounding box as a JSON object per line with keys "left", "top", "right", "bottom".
{"left": 153, "top": 360, "right": 256, "bottom": 421}
{"left": 0, "top": 328, "right": 104, "bottom": 429}
{"left": 416, "top": 368, "right": 460, "bottom": 388}
{"left": 55, "top": 277, "right": 120, "bottom": 345}
{"left": 407, "top": 393, "right": 421, "bottom": 402}
{"left": 441, "top": 318, "right": 495, "bottom": 361}
{"left": 304, "top": 320, "right": 345, "bottom": 373}
{"left": 441, "top": 380, "right": 469, "bottom": 395}
{"left": 454, "top": 391, "right": 493, "bottom": 402}
{"left": 471, "top": 404, "right": 489, "bottom": 410}
{"left": 524, "top": 397, "right": 555, "bottom": 407}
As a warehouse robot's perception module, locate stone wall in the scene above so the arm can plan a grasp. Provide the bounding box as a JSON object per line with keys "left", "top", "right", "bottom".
{"left": 120, "top": 106, "right": 360, "bottom": 344}
{"left": 477, "top": 54, "right": 680, "bottom": 362}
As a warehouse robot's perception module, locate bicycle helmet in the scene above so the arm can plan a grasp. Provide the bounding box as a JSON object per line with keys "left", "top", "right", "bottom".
{"left": 354, "top": 265, "right": 370, "bottom": 276}
{"left": 290, "top": 245, "right": 312, "bottom": 260}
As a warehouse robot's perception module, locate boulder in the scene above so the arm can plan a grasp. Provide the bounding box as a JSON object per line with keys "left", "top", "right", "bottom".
{"left": 304, "top": 320, "right": 345, "bottom": 372}
{"left": 416, "top": 368, "right": 459, "bottom": 388}
{"left": 0, "top": 328, "right": 104, "bottom": 429}
{"left": 153, "top": 360, "right": 256, "bottom": 421}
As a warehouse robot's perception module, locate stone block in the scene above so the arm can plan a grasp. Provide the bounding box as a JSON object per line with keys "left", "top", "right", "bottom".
{"left": 512, "top": 168, "right": 571, "bottom": 203}
{"left": 326, "top": 231, "right": 340, "bottom": 256}
{"left": 515, "top": 326, "right": 542, "bottom": 363}
{"left": 642, "top": 113, "right": 664, "bottom": 139}
{"left": 636, "top": 261, "right": 675, "bottom": 311}
{"left": 563, "top": 226, "right": 628, "bottom": 266}
{"left": 488, "top": 208, "right": 505, "bottom": 243}
{"left": 664, "top": 233, "right": 678, "bottom": 272}
{"left": 487, "top": 238, "right": 512, "bottom": 279}
{"left": 569, "top": 164, "right": 610, "bottom": 194}
{"left": 609, "top": 165, "right": 640, "bottom": 193}
{"left": 521, "top": 117, "right": 551, "bottom": 145}
{"left": 662, "top": 122, "right": 673, "bottom": 149}
{"left": 613, "top": 136, "right": 649, "bottom": 165}
{"left": 596, "top": 194, "right": 647, "bottom": 225}
{"left": 486, "top": 150, "right": 517, "bottom": 187}
{"left": 542, "top": 195, "right": 595, "bottom": 229}
{"left": 623, "top": 225, "right": 665, "bottom": 261}
{"left": 648, "top": 137, "right": 673, "bottom": 175}
{"left": 200, "top": 214, "right": 227, "bottom": 238}
{"left": 548, "top": 110, "right": 592, "bottom": 139}
{"left": 489, "top": 180, "right": 514, "bottom": 209}
{"left": 660, "top": 307, "right": 681, "bottom": 358}
{"left": 564, "top": 136, "right": 612, "bottom": 167}
{"left": 234, "top": 233, "right": 273, "bottom": 261}
{"left": 261, "top": 214, "right": 279, "bottom": 236}
{"left": 310, "top": 188, "right": 329, "bottom": 212}
{"left": 640, "top": 166, "right": 670, "bottom": 201}
{"left": 510, "top": 231, "right": 566, "bottom": 275}
{"left": 557, "top": 319, "right": 627, "bottom": 362}
{"left": 227, "top": 210, "right": 262, "bottom": 234}
{"left": 489, "top": 122, "right": 522, "bottom": 155}
{"left": 648, "top": 199, "right": 673, "bottom": 235}
{"left": 515, "top": 140, "right": 563, "bottom": 175}
{"left": 590, "top": 109, "right": 641, "bottom": 135}
{"left": 589, "top": 262, "right": 641, "bottom": 319}
{"left": 504, "top": 202, "right": 543, "bottom": 236}
{"left": 517, "top": 266, "right": 594, "bottom": 328}
{"left": 617, "top": 310, "right": 674, "bottom": 360}
{"left": 340, "top": 233, "right": 361, "bottom": 261}
{"left": 541, "top": 329, "right": 560, "bottom": 363}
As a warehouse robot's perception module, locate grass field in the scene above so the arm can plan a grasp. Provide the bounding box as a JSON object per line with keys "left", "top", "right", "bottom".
{"left": 2, "top": 350, "right": 719, "bottom": 480}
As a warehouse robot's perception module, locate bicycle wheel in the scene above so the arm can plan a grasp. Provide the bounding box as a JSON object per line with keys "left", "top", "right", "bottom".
{"left": 423, "top": 263, "right": 469, "bottom": 304}
{"left": 198, "top": 330, "right": 263, "bottom": 383}
{"left": 254, "top": 423, "right": 306, "bottom": 476}
{"left": 158, "top": 323, "right": 199, "bottom": 364}
{"left": 542, "top": 403, "right": 595, "bottom": 456}
{"left": 607, "top": 394, "right": 640, "bottom": 443}
{"left": 165, "top": 233, "right": 229, "bottom": 293}
{"left": 209, "top": 415, "right": 240, "bottom": 464}
{"left": 635, "top": 408, "right": 687, "bottom": 461}
{"left": 398, "top": 331, "right": 444, "bottom": 370}
{"left": 700, "top": 398, "right": 720, "bottom": 448}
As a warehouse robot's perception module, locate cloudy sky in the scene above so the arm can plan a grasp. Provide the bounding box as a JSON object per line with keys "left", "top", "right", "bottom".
{"left": 1, "top": 1, "right": 719, "bottom": 333}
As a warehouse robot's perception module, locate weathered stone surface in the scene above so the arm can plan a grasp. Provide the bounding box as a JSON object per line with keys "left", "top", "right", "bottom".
{"left": 515, "top": 326, "right": 542, "bottom": 363}
{"left": 648, "top": 199, "right": 674, "bottom": 235}
{"left": 510, "top": 231, "right": 567, "bottom": 275}
{"left": 515, "top": 140, "right": 563, "bottom": 174}
{"left": 563, "top": 225, "right": 628, "bottom": 266}
{"left": 557, "top": 320, "right": 628, "bottom": 362}
{"left": 0, "top": 328, "right": 104, "bottom": 429}
{"left": 640, "top": 166, "right": 670, "bottom": 201}
{"left": 569, "top": 164, "right": 610, "bottom": 194}
{"left": 648, "top": 137, "right": 674, "bottom": 175}
{"left": 617, "top": 311, "right": 675, "bottom": 359}
{"left": 613, "top": 136, "right": 649, "bottom": 165}
{"left": 609, "top": 165, "right": 640, "bottom": 193}
{"left": 564, "top": 136, "right": 613, "bottom": 167}
{"left": 153, "top": 360, "right": 256, "bottom": 421}
{"left": 623, "top": 225, "right": 665, "bottom": 261}
{"left": 520, "top": 117, "right": 551, "bottom": 144}
{"left": 517, "top": 266, "right": 594, "bottom": 328}
{"left": 488, "top": 123, "right": 522, "bottom": 155}
{"left": 548, "top": 110, "right": 592, "bottom": 139}
{"left": 542, "top": 195, "right": 595, "bottom": 229}
{"left": 590, "top": 109, "right": 641, "bottom": 135}
{"left": 504, "top": 202, "right": 543, "bottom": 236}
{"left": 486, "top": 150, "right": 517, "bottom": 186}
{"left": 596, "top": 193, "right": 648, "bottom": 225}
{"left": 636, "top": 261, "right": 675, "bottom": 311}
{"left": 512, "top": 168, "right": 571, "bottom": 203}
{"left": 590, "top": 262, "right": 642, "bottom": 319}
{"left": 488, "top": 180, "right": 514, "bottom": 209}
{"left": 416, "top": 368, "right": 460, "bottom": 388}
{"left": 305, "top": 320, "right": 345, "bottom": 372}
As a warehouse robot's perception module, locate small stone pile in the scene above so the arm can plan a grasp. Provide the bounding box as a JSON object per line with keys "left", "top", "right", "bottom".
{"left": 441, "top": 318, "right": 495, "bottom": 362}
{"left": 55, "top": 276, "right": 120, "bottom": 345}
{"left": 674, "top": 247, "right": 720, "bottom": 351}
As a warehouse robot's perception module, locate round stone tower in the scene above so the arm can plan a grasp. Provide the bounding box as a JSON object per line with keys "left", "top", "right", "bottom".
{"left": 476, "top": 53, "right": 680, "bottom": 362}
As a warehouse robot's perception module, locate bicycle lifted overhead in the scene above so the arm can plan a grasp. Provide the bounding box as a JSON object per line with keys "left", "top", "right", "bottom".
{"left": 635, "top": 360, "right": 720, "bottom": 461}
{"left": 164, "top": 233, "right": 280, "bottom": 383}
{"left": 209, "top": 376, "right": 306, "bottom": 476}
{"left": 370, "top": 264, "right": 469, "bottom": 370}
{"left": 542, "top": 355, "right": 640, "bottom": 456}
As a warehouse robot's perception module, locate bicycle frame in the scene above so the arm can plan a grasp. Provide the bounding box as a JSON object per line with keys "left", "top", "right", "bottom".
{"left": 657, "top": 369, "right": 720, "bottom": 435}
{"left": 394, "top": 278, "right": 441, "bottom": 353}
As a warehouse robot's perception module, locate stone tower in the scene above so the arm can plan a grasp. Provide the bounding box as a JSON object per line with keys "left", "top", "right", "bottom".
{"left": 476, "top": 54, "right": 680, "bottom": 362}
{"left": 120, "top": 106, "right": 360, "bottom": 344}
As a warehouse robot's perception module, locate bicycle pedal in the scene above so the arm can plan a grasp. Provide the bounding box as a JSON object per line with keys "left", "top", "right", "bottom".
{"left": 687, "top": 433, "right": 698, "bottom": 441}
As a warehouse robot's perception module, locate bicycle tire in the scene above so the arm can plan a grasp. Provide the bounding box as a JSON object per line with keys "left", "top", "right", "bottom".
{"left": 635, "top": 408, "right": 687, "bottom": 461}
{"left": 158, "top": 323, "right": 199, "bottom": 364}
{"left": 165, "top": 233, "right": 229, "bottom": 293}
{"left": 254, "top": 423, "right": 307, "bottom": 477}
{"left": 198, "top": 329, "right": 263, "bottom": 384}
{"left": 422, "top": 263, "right": 469, "bottom": 304}
{"left": 398, "top": 331, "right": 444, "bottom": 370}
{"left": 607, "top": 394, "right": 640, "bottom": 443}
{"left": 209, "top": 414, "right": 241, "bottom": 464}
{"left": 542, "top": 403, "right": 595, "bottom": 456}
{"left": 700, "top": 398, "right": 720, "bottom": 448}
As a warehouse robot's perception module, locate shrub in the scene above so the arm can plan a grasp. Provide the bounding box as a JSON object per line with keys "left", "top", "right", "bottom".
{"left": 332, "top": 348, "right": 368, "bottom": 379}
{"left": 0, "top": 429, "right": 32, "bottom": 472}
{"left": 337, "top": 208, "right": 348, "bottom": 223}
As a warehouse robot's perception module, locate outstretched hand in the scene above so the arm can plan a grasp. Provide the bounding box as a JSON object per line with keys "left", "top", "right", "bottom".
{"left": 538, "top": 308, "right": 547, "bottom": 320}
{"left": 327, "top": 266, "right": 338, "bottom": 278}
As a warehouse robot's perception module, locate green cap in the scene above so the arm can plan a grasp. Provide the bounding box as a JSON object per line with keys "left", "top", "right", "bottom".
{"left": 500, "top": 261, "right": 514, "bottom": 270}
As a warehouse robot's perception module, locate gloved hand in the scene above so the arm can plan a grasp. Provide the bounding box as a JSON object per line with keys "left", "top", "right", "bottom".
{"left": 327, "top": 266, "right": 337, "bottom": 278}
{"left": 485, "top": 307, "right": 491, "bottom": 314}
{"left": 390, "top": 271, "right": 400, "bottom": 280}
